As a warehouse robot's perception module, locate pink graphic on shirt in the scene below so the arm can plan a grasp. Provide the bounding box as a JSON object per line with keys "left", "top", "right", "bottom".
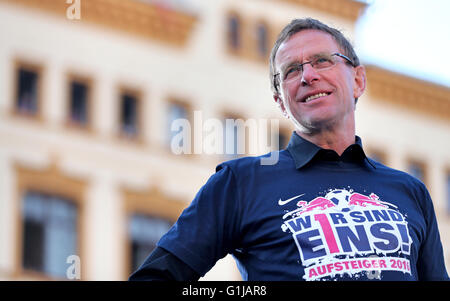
{"left": 314, "top": 214, "right": 340, "bottom": 253}
{"left": 296, "top": 197, "right": 336, "bottom": 215}
{"left": 348, "top": 193, "right": 390, "bottom": 208}
{"left": 281, "top": 189, "right": 411, "bottom": 281}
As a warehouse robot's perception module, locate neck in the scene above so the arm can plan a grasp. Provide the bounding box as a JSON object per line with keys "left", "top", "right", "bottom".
{"left": 295, "top": 124, "right": 355, "bottom": 156}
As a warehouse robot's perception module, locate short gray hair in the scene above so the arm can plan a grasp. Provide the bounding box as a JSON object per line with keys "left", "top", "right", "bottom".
{"left": 269, "top": 18, "right": 360, "bottom": 95}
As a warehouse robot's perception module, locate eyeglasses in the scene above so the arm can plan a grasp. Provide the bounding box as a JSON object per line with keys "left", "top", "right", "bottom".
{"left": 273, "top": 52, "right": 355, "bottom": 91}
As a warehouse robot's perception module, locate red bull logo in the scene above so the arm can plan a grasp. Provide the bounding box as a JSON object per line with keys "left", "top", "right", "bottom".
{"left": 293, "top": 191, "right": 394, "bottom": 215}
{"left": 281, "top": 189, "right": 411, "bottom": 281}
{"left": 348, "top": 193, "right": 390, "bottom": 208}
{"left": 296, "top": 197, "right": 336, "bottom": 214}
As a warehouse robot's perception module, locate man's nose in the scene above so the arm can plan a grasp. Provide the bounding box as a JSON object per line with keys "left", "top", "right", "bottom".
{"left": 300, "top": 63, "right": 320, "bottom": 86}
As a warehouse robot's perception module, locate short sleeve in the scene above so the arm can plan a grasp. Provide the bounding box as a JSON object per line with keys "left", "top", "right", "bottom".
{"left": 416, "top": 184, "right": 449, "bottom": 280}
{"left": 157, "top": 164, "right": 242, "bottom": 276}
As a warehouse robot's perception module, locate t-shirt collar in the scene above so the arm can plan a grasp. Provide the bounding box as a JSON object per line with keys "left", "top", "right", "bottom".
{"left": 286, "top": 131, "right": 376, "bottom": 169}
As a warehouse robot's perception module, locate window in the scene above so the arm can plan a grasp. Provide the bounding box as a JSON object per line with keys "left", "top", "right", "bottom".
{"left": 123, "top": 187, "right": 186, "bottom": 278}
{"left": 223, "top": 115, "right": 251, "bottom": 159}
{"left": 408, "top": 161, "right": 426, "bottom": 184}
{"left": 22, "top": 191, "right": 78, "bottom": 278}
{"left": 224, "top": 117, "right": 239, "bottom": 159}
{"left": 167, "top": 101, "right": 189, "bottom": 148}
{"left": 275, "top": 129, "right": 289, "bottom": 151}
{"left": 128, "top": 214, "right": 172, "bottom": 273}
{"left": 16, "top": 66, "right": 39, "bottom": 116}
{"left": 120, "top": 91, "right": 140, "bottom": 138}
{"left": 227, "top": 14, "right": 241, "bottom": 51}
{"left": 256, "top": 22, "right": 268, "bottom": 58}
{"left": 367, "top": 149, "right": 386, "bottom": 165}
{"left": 69, "top": 80, "right": 89, "bottom": 126}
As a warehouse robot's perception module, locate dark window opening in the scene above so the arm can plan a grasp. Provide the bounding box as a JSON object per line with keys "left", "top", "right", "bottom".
{"left": 22, "top": 219, "right": 44, "bottom": 272}
{"left": 69, "top": 81, "right": 88, "bottom": 126}
{"left": 120, "top": 93, "right": 139, "bottom": 137}
{"left": 408, "top": 162, "right": 425, "bottom": 183}
{"left": 167, "top": 102, "right": 188, "bottom": 147}
{"left": 228, "top": 15, "right": 241, "bottom": 50}
{"left": 129, "top": 214, "right": 172, "bottom": 273}
{"left": 368, "top": 150, "right": 386, "bottom": 164}
{"left": 256, "top": 23, "right": 268, "bottom": 57}
{"left": 224, "top": 118, "right": 240, "bottom": 159}
{"left": 16, "top": 68, "right": 38, "bottom": 115}
{"left": 277, "top": 131, "right": 288, "bottom": 150}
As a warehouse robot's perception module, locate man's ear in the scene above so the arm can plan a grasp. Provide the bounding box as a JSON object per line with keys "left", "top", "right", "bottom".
{"left": 353, "top": 65, "right": 366, "bottom": 100}
{"left": 274, "top": 94, "right": 288, "bottom": 118}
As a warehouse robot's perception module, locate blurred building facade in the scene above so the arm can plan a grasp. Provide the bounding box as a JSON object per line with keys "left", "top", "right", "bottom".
{"left": 0, "top": 0, "right": 449, "bottom": 280}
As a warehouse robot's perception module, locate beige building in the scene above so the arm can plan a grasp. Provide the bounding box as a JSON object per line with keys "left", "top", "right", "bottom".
{"left": 0, "top": 0, "right": 448, "bottom": 281}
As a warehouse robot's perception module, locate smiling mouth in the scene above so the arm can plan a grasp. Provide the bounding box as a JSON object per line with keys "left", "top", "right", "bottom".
{"left": 302, "top": 92, "right": 331, "bottom": 103}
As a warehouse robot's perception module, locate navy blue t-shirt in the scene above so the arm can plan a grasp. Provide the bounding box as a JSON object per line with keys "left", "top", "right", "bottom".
{"left": 158, "top": 132, "right": 449, "bottom": 280}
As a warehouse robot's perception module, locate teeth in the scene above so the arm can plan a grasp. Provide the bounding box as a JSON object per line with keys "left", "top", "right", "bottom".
{"left": 304, "top": 92, "right": 328, "bottom": 103}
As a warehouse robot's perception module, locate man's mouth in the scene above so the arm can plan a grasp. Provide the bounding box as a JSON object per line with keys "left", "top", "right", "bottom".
{"left": 301, "top": 92, "right": 331, "bottom": 103}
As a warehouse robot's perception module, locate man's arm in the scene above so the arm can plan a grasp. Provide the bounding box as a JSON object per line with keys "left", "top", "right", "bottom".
{"left": 129, "top": 247, "right": 200, "bottom": 281}
{"left": 129, "top": 163, "right": 242, "bottom": 280}
{"left": 416, "top": 184, "right": 449, "bottom": 280}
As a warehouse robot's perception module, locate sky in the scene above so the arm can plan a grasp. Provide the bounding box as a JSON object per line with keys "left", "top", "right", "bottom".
{"left": 355, "top": 0, "right": 450, "bottom": 87}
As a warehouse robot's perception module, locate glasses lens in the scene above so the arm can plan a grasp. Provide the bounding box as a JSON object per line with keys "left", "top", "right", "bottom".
{"left": 282, "top": 65, "right": 301, "bottom": 82}
{"left": 312, "top": 54, "right": 335, "bottom": 69}
{"left": 279, "top": 53, "right": 340, "bottom": 87}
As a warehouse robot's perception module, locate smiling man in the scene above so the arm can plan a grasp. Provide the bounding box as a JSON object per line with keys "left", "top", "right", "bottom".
{"left": 129, "top": 18, "right": 449, "bottom": 281}
{"left": 271, "top": 22, "right": 366, "bottom": 155}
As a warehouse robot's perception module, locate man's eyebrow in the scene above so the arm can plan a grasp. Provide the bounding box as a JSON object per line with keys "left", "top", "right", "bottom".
{"left": 279, "top": 60, "right": 300, "bottom": 72}
{"left": 308, "top": 52, "right": 329, "bottom": 59}
{"left": 278, "top": 52, "right": 330, "bottom": 71}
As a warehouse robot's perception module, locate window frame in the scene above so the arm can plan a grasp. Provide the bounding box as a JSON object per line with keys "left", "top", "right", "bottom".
{"left": 12, "top": 60, "right": 44, "bottom": 121}
{"left": 273, "top": 126, "right": 290, "bottom": 151}
{"left": 222, "top": 111, "right": 250, "bottom": 159}
{"left": 255, "top": 20, "right": 270, "bottom": 59}
{"left": 365, "top": 147, "right": 388, "bottom": 165}
{"left": 122, "top": 186, "right": 186, "bottom": 278}
{"left": 406, "top": 158, "right": 428, "bottom": 186}
{"left": 166, "top": 98, "right": 192, "bottom": 152}
{"left": 21, "top": 190, "right": 79, "bottom": 277}
{"left": 226, "top": 12, "right": 242, "bottom": 53}
{"left": 117, "top": 87, "right": 143, "bottom": 142}
{"left": 14, "top": 162, "right": 86, "bottom": 280}
{"left": 65, "top": 73, "right": 94, "bottom": 131}
{"left": 128, "top": 212, "right": 173, "bottom": 273}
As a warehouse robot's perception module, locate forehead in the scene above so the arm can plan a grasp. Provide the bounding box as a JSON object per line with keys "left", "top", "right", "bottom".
{"left": 275, "top": 29, "right": 340, "bottom": 67}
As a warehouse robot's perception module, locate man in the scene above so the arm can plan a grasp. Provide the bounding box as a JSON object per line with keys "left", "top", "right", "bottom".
{"left": 129, "top": 18, "right": 449, "bottom": 281}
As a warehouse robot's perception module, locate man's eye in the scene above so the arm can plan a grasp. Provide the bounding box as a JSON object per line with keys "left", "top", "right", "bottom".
{"left": 284, "top": 67, "right": 299, "bottom": 79}
{"left": 314, "top": 57, "right": 333, "bottom": 67}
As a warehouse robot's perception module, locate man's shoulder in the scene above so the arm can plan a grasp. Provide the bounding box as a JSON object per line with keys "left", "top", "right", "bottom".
{"left": 367, "top": 157, "right": 427, "bottom": 189}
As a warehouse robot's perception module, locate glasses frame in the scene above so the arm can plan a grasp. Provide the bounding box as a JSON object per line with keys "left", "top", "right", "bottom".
{"left": 273, "top": 52, "right": 355, "bottom": 93}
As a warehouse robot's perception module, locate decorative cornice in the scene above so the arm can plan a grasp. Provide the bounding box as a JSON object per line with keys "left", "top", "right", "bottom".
{"left": 14, "top": 160, "right": 87, "bottom": 200}
{"left": 0, "top": 0, "right": 198, "bottom": 47}
{"left": 123, "top": 186, "right": 186, "bottom": 222}
{"left": 276, "top": 0, "right": 367, "bottom": 22}
{"left": 365, "top": 65, "right": 450, "bottom": 121}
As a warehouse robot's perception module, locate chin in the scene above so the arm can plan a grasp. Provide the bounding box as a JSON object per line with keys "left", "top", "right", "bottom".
{"left": 296, "top": 117, "right": 338, "bottom": 134}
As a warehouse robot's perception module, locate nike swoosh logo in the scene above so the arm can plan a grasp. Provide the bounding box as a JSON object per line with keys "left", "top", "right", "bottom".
{"left": 278, "top": 194, "right": 305, "bottom": 206}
